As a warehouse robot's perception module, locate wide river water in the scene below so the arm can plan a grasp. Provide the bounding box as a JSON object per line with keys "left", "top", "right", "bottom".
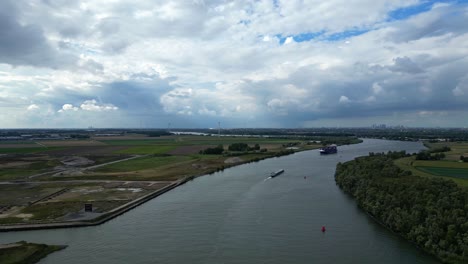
{"left": 0, "top": 139, "right": 440, "bottom": 263}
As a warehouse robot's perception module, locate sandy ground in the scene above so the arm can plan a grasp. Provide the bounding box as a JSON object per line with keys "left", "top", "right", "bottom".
{"left": 0, "top": 161, "right": 34, "bottom": 168}
{"left": 60, "top": 156, "right": 95, "bottom": 166}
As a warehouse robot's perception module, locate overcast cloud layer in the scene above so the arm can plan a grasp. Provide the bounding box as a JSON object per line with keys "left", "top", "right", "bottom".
{"left": 1, "top": 0, "right": 468, "bottom": 128}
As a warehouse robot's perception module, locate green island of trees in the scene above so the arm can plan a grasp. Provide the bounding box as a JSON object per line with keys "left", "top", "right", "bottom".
{"left": 335, "top": 151, "right": 468, "bottom": 264}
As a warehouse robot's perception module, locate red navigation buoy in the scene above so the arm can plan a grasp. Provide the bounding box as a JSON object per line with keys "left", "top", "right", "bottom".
{"left": 304, "top": 176, "right": 307, "bottom": 179}
{"left": 321, "top": 226, "right": 326, "bottom": 232}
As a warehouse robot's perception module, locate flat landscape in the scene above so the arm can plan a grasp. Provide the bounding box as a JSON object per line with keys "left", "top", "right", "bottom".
{"left": 0, "top": 133, "right": 329, "bottom": 227}
{"left": 394, "top": 141, "right": 468, "bottom": 186}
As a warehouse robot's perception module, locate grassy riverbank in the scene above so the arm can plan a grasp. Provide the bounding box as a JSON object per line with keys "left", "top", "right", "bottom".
{"left": 0, "top": 241, "right": 66, "bottom": 264}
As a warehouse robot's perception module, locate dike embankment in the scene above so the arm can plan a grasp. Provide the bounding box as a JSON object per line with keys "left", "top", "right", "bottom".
{"left": 0, "top": 176, "right": 194, "bottom": 232}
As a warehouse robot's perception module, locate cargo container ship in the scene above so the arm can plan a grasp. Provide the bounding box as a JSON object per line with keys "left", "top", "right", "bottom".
{"left": 319, "top": 144, "right": 337, "bottom": 154}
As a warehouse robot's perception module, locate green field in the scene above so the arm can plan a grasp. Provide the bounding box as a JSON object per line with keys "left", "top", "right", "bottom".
{"left": 0, "top": 147, "right": 54, "bottom": 154}
{"left": 100, "top": 136, "right": 298, "bottom": 146}
{"left": 415, "top": 166, "right": 468, "bottom": 179}
{"left": 0, "top": 160, "right": 61, "bottom": 181}
{"left": 394, "top": 143, "right": 468, "bottom": 187}
{"left": 412, "top": 160, "right": 468, "bottom": 168}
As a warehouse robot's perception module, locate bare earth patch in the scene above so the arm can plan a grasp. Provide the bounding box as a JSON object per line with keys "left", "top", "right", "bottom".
{"left": 44, "top": 146, "right": 129, "bottom": 155}
{"left": 92, "top": 134, "right": 150, "bottom": 140}
{"left": 15, "top": 213, "right": 33, "bottom": 218}
{"left": 224, "top": 157, "right": 243, "bottom": 164}
{"left": 38, "top": 140, "right": 106, "bottom": 147}
{"left": 60, "top": 156, "right": 95, "bottom": 166}
{"left": 0, "top": 161, "right": 34, "bottom": 169}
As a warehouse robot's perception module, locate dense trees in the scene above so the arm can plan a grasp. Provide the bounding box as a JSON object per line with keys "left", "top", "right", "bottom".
{"left": 228, "top": 143, "right": 260, "bottom": 151}
{"left": 416, "top": 151, "right": 446, "bottom": 160}
{"left": 200, "top": 145, "right": 224, "bottom": 155}
{"left": 335, "top": 152, "right": 468, "bottom": 264}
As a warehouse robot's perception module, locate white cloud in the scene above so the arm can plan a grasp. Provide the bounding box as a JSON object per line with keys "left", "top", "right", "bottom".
{"left": 27, "top": 104, "right": 39, "bottom": 111}
{"left": 59, "top": 104, "right": 79, "bottom": 112}
{"left": 339, "top": 95, "right": 350, "bottom": 103}
{"left": 80, "top": 100, "right": 118, "bottom": 111}
{"left": 1, "top": 1, "right": 468, "bottom": 127}
{"left": 284, "top": 36, "right": 294, "bottom": 44}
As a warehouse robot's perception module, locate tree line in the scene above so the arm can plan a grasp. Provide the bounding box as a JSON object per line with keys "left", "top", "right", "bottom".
{"left": 335, "top": 151, "right": 468, "bottom": 264}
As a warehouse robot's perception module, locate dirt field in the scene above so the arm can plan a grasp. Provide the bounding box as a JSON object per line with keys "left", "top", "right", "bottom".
{"left": 0, "top": 143, "right": 41, "bottom": 148}
{"left": 224, "top": 157, "right": 243, "bottom": 164}
{"left": 92, "top": 134, "right": 150, "bottom": 140}
{"left": 43, "top": 146, "right": 129, "bottom": 155}
{"left": 37, "top": 140, "right": 107, "bottom": 147}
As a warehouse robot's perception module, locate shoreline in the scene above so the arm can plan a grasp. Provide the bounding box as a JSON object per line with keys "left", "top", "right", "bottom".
{"left": 0, "top": 177, "right": 192, "bottom": 232}
{"left": 0, "top": 140, "right": 361, "bottom": 232}
{"left": 0, "top": 148, "right": 306, "bottom": 232}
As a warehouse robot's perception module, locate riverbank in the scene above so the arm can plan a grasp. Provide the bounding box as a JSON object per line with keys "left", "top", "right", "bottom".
{"left": 0, "top": 177, "right": 191, "bottom": 232}
{"left": 0, "top": 149, "right": 298, "bottom": 232}
{"left": 335, "top": 151, "right": 468, "bottom": 264}
{"left": 0, "top": 136, "right": 361, "bottom": 231}
{"left": 0, "top": 139, "right": 441, "bottom": 264}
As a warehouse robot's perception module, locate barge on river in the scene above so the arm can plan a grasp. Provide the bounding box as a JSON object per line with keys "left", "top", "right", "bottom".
{"left": 270, "top": 169, "right": 285, "bottom": 178}
{"left": 319, "top": 144, "right": 337, "bottom": 154}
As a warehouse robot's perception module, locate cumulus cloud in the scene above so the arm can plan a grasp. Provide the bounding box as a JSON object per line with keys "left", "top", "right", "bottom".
{"left": 1, "top": 0, "right": 468, "bottom": 128}
{"left": 388, "top": 57, "right": 423, "bottom": 74}
{"left": 27, "top": 104, "right": 39, "bottom": 111}
{"left": 284, "top": 37, "right": 294, "bottom": 45}
{"left": 339, "top": 96, "right": 350, "bottom": 103}
{"left": 80, "top": 100, "right": 118, "bottom": 111}
{"left": 0, "top": 1, "right": 76, "bottom": 68}
{"left": 58, "top": 104, "right": 79, "bottom": 112}
{"left": 57, "top": 100, "right": 118, "bottom": 113}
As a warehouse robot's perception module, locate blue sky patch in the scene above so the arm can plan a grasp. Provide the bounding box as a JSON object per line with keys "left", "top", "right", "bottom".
{"left": 276, "top": 28, "right": 370, "bottom": 44}
{"left": 388, "top": 1, "right": 434, "bottom": 21}
{"left": 325, "top": 28, "right": 370, "bottom": 41}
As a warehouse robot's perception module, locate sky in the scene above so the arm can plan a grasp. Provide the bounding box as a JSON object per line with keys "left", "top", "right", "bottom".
{"left": 1, "top": 0, "right": 468, "bottom": 128}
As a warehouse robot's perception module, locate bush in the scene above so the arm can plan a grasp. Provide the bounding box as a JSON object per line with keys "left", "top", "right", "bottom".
{"left": 200, "top": 145, "right": 224, "bottom": 155}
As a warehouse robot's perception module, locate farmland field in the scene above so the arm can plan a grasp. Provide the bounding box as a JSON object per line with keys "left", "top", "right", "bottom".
{"left": 0, "top": 147, "right": 59, "bottom": 154}
{"left": 415, "top": 166, "right": 468, "bottom": 179}
{"left": 395, "top": 142, "right": 468, "bottom": 187}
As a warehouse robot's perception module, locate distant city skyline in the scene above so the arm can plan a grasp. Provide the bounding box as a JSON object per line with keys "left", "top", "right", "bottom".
{"left": 1, "top": 0, "right": 468, "bottom": 128}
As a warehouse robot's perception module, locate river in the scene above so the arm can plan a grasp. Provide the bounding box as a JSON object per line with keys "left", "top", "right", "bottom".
{"left": 0, "top": 139, "right": 440, "bottom": 263}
